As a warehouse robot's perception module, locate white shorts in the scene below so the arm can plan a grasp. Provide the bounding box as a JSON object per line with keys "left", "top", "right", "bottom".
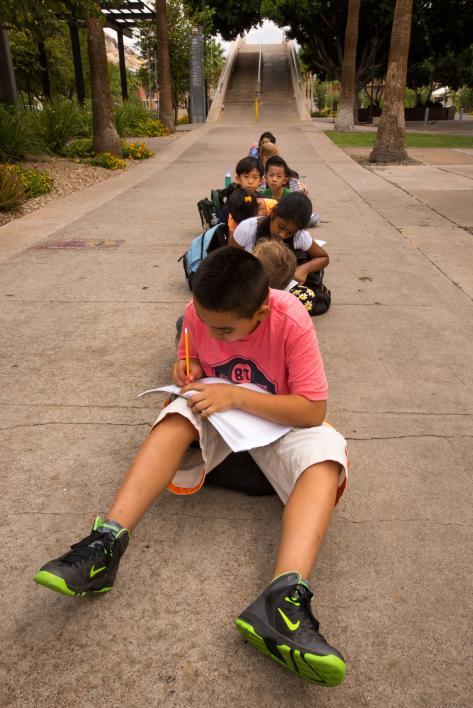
{"left": 153, "top": 397, "right": 348, "bottom": 505}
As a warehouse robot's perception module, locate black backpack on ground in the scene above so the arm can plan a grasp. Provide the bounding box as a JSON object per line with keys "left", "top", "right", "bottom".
{"left": 197, "top": 188, "right": 228, "bottom": 229}
{"left": 204, "top": 452, "right": 276, "bottom": 496}
{"left": 286, "top": 236, "right": 331, "bottom": 316}
{"left": 197, "top": 198, "right": 219, "bottom": 229}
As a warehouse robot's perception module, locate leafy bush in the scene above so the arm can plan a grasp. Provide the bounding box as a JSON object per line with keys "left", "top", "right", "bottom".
{"left": 90, "top": 152, "right": 126, "bottom": 170}
{"left": 21, "top": 168, "right": 53, "bottom": 197}
{"left": 176, "top": 114, "right": 189, "bottom": 125}
{"left": 114, "top": 100, "right": 169, "bottom": 137}
{"left": 121, "top": 142, "right": 154, "bottom": 160}
{"left": 39, "top": 100, "right": 89, "bottom": 155}
{"left": 454, "top": 85, "right": 473, "bottom": 112}
{"left": 134, "top": 117, "right": 170, "bottom": 136}
{"left": 0, "top": 164, "right": 27, "bottom": 210}
{"left": 0, "top": 105, "right": 46, "bottom": 161}
{"left": 64, "top": 137, "right": 94, "bottom": 158}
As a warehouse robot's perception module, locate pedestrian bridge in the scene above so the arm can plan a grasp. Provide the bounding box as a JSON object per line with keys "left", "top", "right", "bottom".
{"left": 207, "top": 40, "right": 312, "bottom": 124}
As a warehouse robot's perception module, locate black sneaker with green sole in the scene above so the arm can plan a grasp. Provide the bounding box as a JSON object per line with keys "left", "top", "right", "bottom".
{"left": 34, "top": 517, "right": 129, "bottom": 597}
{"left": 235, "top": 572, "right": 346, "bottom": 687}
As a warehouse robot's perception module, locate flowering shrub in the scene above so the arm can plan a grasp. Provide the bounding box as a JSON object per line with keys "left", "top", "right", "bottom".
{"left": 21, "top": 168, "right": 53, "bottom": 197}
{"left": 121, "top": 142, "right": 154, "bottom": 160}
{"left": 0, "top": 164, "right": 53, "bottom": 209}
{"left": 90, "top": 152, "right": 126, "bottom": 170}
{"left": 133, "top": 117, "right": 170, "bottom": 137}
{"left": 0, "top": 164, "right": 27, "bottom": 210}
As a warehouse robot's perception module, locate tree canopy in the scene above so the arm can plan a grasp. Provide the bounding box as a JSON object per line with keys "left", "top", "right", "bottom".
{"left": 191, "top": 0, "right": 473, "bottom": 92}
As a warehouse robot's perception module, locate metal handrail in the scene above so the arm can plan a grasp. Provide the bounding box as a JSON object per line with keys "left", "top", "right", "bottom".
{"left": 217, "top": 38, "right": 241, "bottom": 96}
{"left": 289, "top": 40, "right": 302, "bottom": 88}
{"left": 257, "top": 42, "right": 262, "bottom": 96}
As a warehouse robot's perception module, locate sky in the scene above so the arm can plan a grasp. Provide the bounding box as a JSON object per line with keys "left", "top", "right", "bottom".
{"left": 105, "top": 20, "right": 286, "bottom": 54}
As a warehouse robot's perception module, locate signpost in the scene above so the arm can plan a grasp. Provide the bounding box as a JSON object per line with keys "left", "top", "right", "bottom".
{"left": 189, "top": 26, "right": 206, "bottom": 123}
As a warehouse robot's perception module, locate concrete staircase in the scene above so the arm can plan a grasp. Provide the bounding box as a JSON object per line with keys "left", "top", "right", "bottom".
{"left": 220, "top": 43, "right": 299, "bottom": 124}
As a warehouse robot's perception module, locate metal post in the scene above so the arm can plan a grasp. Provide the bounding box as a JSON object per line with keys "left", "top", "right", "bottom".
{"left": 0, "top": 27, "right": 18, "bottom": 105}
{"left": 189, "top": 26, "right": 206, "bottom": 123}
{"left": 117, "top": 29, "right": 128, "bottom": 101}
{"left": 69, "top": 18, "right": 85, "bottom": 105}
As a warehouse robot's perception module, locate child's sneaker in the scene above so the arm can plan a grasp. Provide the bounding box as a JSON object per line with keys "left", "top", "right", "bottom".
{"left": 34, "top": 517, "right": 129, "bottom": 597}
{"left": 235, "top": 572, "right": 346, "bottom": 687}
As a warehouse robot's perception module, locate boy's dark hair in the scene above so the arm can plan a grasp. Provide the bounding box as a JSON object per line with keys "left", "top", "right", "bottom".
{"left": 259, "top": 131, "right": 276, "bottom": 145}
{"left": 256, "top": 192, "right": 313, "bottom": 239}
{"left": 265, "top": 155, "right": 290, "bottom": 177}
{"left": 192, "top": 246, "right": 269, "bottom": 319}
{"left": 235, "top": 155, "right": 264, "bottom": 177}
{"left": 228, "top": 188, "right": 258, "bottom": 224}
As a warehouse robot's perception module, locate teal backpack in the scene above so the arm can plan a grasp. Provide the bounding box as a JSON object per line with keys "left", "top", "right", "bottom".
{"left": 180, "top": 222, "right": 228, "bottom": 289}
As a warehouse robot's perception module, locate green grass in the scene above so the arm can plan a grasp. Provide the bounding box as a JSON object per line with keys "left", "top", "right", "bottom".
{"left": 325, "top": 131, "right": 473, "bottom": 148}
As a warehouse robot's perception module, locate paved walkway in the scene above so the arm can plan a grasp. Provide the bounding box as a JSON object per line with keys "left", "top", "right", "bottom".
{"left": 1, "top": 114, "right": 472, "bottom": 706}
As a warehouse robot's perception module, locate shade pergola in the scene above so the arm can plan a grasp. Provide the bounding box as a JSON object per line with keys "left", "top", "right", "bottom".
{"left": 0, "top": 1, "right": 155, "bottom": 106}
{"left": 72, "top": 1, "right": 155, "bottom": 103}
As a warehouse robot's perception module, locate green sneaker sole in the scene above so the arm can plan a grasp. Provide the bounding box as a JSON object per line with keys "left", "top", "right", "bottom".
{"left": 33, "top": 570, "right": 112, "bottom": 598}
{"left": 235, "top": 618, "right": 346, "bottom": 687}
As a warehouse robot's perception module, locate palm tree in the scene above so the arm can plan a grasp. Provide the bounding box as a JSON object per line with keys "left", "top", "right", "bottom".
{"left": 155, "top": 0, "right": 175, "bottom": 132}
{"left": 369, "top": 0, "right": 413, "bottom": 162}
{"left": 86, "top": 15, "right": 121, "bottom": 155}
{"left": 334, "top": 0, "right": 361, "bottom": 132}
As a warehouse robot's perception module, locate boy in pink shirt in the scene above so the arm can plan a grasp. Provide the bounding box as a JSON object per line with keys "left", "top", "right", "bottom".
{"left": 34, "top": 247, "right": 348, "bottom": 687}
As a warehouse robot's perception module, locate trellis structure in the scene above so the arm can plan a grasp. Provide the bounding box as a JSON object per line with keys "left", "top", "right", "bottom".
{"left": 0, "top": 1, "right": 155, "bottom": 106}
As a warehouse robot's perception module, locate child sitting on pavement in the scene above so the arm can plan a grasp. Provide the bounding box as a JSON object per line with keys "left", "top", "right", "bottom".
{"left": 230, "top": 192, "right": 328, "bottom": 290}
{"left": 252, "top": 238, "right": 323, "bottom": 316}
{"left": 226, "top": 187, "right": 277, "bottom": 237}
{"left": 249, "top": 130, "right": 277, "bottom": 159}
{"left": 219, "top": 156, "right": 265, "bottom": 226}
{"left": 260, "top": 155, "right": 291, "bottom": 202}
{"left": 34, "top": 246, "right": 348, "bottom": 688}
{"left": 259, "top": 155, "right": 320, "bottom": 225}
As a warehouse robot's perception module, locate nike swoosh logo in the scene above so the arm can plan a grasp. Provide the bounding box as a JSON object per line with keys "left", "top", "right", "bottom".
{"left": 90, "top": 564, "right": 106, "bottom": 578}
{"left": 278, "top": 608, "right": 300, "bottom": 631}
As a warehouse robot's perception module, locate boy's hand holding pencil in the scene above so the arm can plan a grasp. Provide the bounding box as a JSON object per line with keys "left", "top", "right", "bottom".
{"left": 173, "top": 329, "right": 203, "bottom": 387}
{"left": 172, "top": 358, "right": 204, "bottom": 387}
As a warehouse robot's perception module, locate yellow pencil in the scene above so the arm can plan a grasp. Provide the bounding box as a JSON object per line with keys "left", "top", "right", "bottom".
{"left": 184, "top": 327, "right": 190, "bottom": 379}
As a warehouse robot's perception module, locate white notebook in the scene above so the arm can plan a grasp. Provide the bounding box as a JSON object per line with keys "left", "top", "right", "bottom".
{"left": 139, "top": 377, "right": 292, "bottom": 453}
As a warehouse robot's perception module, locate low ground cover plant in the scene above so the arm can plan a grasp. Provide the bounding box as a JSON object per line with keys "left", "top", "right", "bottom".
{"left": 0, "top": 164, "right": 27, "bottom": 210}
{"left": 0, "top": 163, "right": 53, "bottom": 210}
{"left": 114, "top": 100, "right": 169, "bottom": 137}
{"left": 121, "top": 142, "right": 154, "bottom": 160}
{"left": 64, "top": 137, "right": 94, "bottom": 158}
{"left": 21, "top": 168, "right": 54, "bottom": 197}
{"left": 326, "top": 131, "right": 473, "bottom": 149}
{"left": 90, "top": 153, "right": 126, "bottom": 170}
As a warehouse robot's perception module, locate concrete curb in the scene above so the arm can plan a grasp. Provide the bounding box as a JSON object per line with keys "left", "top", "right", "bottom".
{"left": 0, "top": 123, "right": 212, "bottom": 264}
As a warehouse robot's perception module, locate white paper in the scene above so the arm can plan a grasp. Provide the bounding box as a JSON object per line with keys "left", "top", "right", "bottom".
{"left": 139, "top": 378, "right": 292, "bottom": 453}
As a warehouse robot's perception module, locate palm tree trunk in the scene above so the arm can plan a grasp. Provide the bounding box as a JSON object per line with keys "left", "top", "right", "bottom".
{"left": 335, "top": 0, "right": 361, "bottom": 132}
{"left": 156, "top": 0, "right": 175, "bottom": 132}
{"left": 86, "top": 15, "right": 121, "bottom": 156}
{"left": 369, "top": 0, "right": 413, "bottom": 162}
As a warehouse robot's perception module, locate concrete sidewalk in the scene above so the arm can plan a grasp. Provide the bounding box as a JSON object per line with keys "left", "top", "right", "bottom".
{"left": 1, "top": 121, "right": 472, "bottom": 707}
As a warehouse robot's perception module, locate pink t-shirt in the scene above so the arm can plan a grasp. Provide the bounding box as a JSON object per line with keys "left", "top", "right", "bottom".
{"left": 178, "top": 289, "right": 328, "bottom": 400}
